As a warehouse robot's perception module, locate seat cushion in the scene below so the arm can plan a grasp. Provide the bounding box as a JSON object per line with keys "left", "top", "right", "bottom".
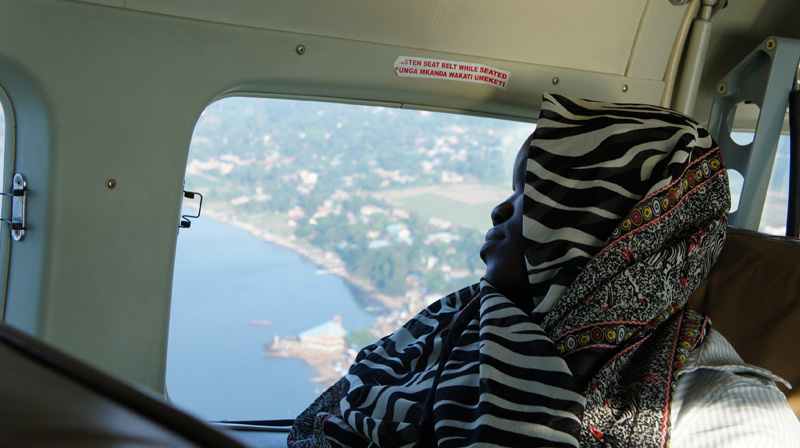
{"left": 688, "top": 226, "right": 800, "bottom": 418}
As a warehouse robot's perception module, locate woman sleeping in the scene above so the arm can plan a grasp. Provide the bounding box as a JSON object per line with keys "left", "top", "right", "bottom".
{"left": 287, "top": 94, "right": 800, "bottom": 447}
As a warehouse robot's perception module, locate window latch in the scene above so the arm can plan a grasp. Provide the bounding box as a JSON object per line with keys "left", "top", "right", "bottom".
{"left": 1, "top": 174, "right": 27, "bottom": 241}
{"left": 180, "top": 189, "right": 203, "bottom": 229}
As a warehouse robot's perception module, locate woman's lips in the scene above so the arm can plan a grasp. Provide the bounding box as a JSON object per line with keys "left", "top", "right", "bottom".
{"left": 480, "top": 228, "right": 502, "bottom": 261}
{"left": 484, "top": 228, "right": 503, "bottom": 242}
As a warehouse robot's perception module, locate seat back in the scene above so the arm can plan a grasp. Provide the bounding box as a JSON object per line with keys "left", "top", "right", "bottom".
{"left": 0, "top": 322, "right": 248, "bottom": 448}
{"left": 688, "top": 226, "right": 800, "bottom": 419}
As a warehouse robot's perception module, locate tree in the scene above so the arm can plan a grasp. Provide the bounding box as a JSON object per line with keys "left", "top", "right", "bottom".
{"left": 347, "top": 329, "right": 379, "bottom": 350}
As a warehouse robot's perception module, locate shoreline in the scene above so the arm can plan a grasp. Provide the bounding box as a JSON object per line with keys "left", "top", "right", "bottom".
{"left": 202, "top": 208, "right": 444, "bottom": 336}
{"left": 267, "top": 338, "right": 353, "bottom": 389}
{"left": 204, "top": 210, "right": 408, "bottom": 311}
{"left": 199, "top": 208, "right": 451, "bottom": 385}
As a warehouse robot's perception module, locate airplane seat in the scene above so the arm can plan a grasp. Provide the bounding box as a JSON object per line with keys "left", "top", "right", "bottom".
{"left": 0, "top": 322, "right": 251, "bottom": 447}
{"left": 688, "top": 226, "right": 800, "bottom": 419}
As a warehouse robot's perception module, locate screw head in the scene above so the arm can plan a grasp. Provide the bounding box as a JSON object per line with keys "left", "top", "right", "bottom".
{"left": 296, "top": 44, "right": 306, "bottom": 55}
{"left": 106, "top": 179, "right": 117, "bottom": 189}
{"left": 717, "top": 83, "right": 727, "bottom": 95}
{"left": 13, "top": 175, "right": 24, "bottom": 189}
{"left": 552, "top": 76, "right": 560, "bottom": 85}
{"left": 622, "top": 84, "right": 629, "bottom": 93}
{"left": 766, "top": 39, "right": 776, "bottom": 51}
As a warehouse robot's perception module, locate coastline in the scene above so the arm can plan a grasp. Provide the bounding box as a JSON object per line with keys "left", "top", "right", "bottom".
{"left": 196, "top": 208, "right": 463, "bottom": 388}
{"left": 202, "top": 208, "right": 430, "bottom": 337}
{"left": 267, "top": 337, "right": 354, "bottom": 389}
{"left": 204, "top": 210, "right": 408, "bottom": 311}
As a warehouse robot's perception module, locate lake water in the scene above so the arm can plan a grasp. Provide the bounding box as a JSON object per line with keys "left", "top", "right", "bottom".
{"left": 166, "top": 217, "right": 378, "bottom": 421}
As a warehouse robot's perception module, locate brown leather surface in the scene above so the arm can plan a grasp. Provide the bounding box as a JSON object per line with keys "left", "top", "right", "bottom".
{"left": 0, "top": 323, "right": 249, "bottom": 448}
{"left": 688, "top": 227, "right": 800, "bottom": 418}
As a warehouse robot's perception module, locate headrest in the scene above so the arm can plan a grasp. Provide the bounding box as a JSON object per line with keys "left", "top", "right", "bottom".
{"left": 688, "top": 226, "right": 800, "bottom": 418}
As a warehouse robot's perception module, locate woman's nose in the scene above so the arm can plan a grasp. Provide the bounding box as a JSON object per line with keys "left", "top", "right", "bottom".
{"left": 491, "top": 201, "right": 513, "bottom": 226}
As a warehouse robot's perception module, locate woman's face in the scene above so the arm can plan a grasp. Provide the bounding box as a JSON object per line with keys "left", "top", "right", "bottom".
{"left": 480, "top": 143, "right": 531, "bottom": 306}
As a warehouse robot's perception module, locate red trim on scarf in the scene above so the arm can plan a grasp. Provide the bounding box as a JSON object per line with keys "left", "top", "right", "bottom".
{"left": 600, "top": 145, "right": 721, "bottom": 225}
{"left": 554, "top": 319, "right": 651, "bottom": 340}
{"left": 561, "top": 343, "right": 619, "bottom": 356}
{"left": 591, "top": 150, "right": 725, "bottom": 262}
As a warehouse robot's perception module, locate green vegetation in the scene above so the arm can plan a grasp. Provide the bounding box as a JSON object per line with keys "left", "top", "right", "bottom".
{"left": 387, "top": 192, "right": 498, "bottom": 230}
{"left": 185, "top": 98, "right": 535, "bottom": 299}
{"left": 346, "top": 329, "right": 380, "bottom": 350}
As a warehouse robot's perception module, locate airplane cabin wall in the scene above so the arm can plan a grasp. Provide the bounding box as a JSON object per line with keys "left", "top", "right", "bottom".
{"left": 0, "top": 0, "right": 667, "bottom": 393}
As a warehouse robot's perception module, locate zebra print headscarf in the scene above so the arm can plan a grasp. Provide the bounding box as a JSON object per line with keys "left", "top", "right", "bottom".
{"left": 288, "top": 94, "right": 730, "bottom": 447}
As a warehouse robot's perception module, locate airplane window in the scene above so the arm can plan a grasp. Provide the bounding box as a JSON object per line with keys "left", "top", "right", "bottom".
{"left": 758, "top": 134, "right": 792, "bottom": 235}
{"left": 167, "top": 97, "right": 534, "bottom": 421}
{"left": 727, "top": 169, "right": 744, "bottom": 213}
{"left": 725, "top": 132, "right": 793, "bottom": 235}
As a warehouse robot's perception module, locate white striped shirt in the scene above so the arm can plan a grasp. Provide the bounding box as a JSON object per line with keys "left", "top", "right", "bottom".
{"left": 671, "top": 328, "right": 800, "bottom": 447}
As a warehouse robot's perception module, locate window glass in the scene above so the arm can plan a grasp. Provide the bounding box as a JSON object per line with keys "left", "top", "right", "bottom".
{"left": 726, "top": 132, "right": 791, "bottom": 235}
{"left": 167, "top": 98, "right": 534, "bottom": 421}
{"left": 759, "top": 134, "right": 791, "bottom": 235}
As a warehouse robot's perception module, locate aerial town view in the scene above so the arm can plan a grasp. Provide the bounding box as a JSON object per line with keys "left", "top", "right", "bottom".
{"left": 180, "top": 98, "right": 534, "bottom": 389}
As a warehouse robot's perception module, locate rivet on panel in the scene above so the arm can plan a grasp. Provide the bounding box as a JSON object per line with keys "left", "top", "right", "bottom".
{"left": 296, "top": 44, "right": 306, "bottom": 55}
{"left": 717, "top": 83, "right": 727, "bottom": 95}
{"left": 621, "top": 84, "right": 629, "bottom": 93}
{"left": 766, "top": 39, "right": 776, "bottom": 51}
{"left": 552, "top": 77, "right": 560, "bottom": 86}
{"left": 106, "top": 179, "right": 117, "bottom": 189}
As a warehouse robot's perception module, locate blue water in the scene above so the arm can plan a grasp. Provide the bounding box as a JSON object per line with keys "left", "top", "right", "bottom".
{"left": 166, "top": 218, "right": 377, "bottom": 421}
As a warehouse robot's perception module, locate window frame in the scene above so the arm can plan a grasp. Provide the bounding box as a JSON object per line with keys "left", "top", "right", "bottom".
{"left": 166, "top": 94, "right": 536, "bottom": 421}
{"left": 0, "top": 85, "right": 17, "bottom": 319}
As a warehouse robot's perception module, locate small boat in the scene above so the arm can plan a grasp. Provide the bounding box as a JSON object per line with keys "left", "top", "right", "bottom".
{"left": 249, "top": 320, "right": 272, "bottom": 327}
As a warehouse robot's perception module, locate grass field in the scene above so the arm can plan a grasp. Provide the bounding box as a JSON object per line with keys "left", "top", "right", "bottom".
{"left": 373, "top": 183, "right": 509, "bottom": 230}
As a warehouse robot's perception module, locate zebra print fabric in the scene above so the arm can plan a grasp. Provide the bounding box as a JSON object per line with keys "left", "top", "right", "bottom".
{"left": 526, "top": 95, "right": 724, "bottom": 315}
{"left": 288, "top": 94, "right": 730, "bottom": 447}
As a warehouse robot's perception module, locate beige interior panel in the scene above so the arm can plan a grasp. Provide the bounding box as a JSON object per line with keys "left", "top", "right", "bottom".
{"left": 70, "top": 0, "right": 800, "bottom": 123}
{"left": 626, "top": 0, "right": 688, "bottom": 80}
{"left": 75, "top": 0, "right": 124, "bottom": 6}
{"left": 78, "top": 0, "right": 683, "bottom": 79}
{"left": 122, "top": 0, "right": 447, "bottom": 49}
{"left": 429, "top": 0, "right": 648, "bottom": 75}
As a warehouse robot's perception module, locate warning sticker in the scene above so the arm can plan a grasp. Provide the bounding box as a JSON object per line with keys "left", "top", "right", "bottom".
{"left": 393, "top": 56, "right": 510, "bottom": 90}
